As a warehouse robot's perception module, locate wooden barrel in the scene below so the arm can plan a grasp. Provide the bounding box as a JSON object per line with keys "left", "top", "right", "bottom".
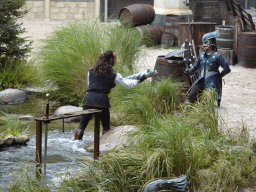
{"left": 161, "top": 33, "right": 174, "bottom": 48}
{"left": 216, "top": 25, "right": 234, "bottom": 49}
{"left": 164, "top": 14, "right": 185, "bottom": 46}
{"left": 194, "top": 0, "right": 222, "bottom": 25}
{"left": 153, "top": 55, "right": 187, "bottom": 82}
{"left": 136, "top": 25, "right": 164, "bottom": 45}
{"left": 119, "top": 4, "right": 155, "bottom": 27}
{"left": 237, "top": 31, "right": 256, "bottom": 68}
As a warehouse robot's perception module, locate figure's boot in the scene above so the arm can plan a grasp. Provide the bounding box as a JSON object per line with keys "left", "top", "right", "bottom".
{"left": 74, "top": 128, "right": 84, "bottom": 140}
{"left": 102, "top": 127, "right": 110, "bottom": 135}
{"left": 218, "top": 99, "right": 221, "bottom": 107}
{"left": 183, "top": 99, "right": 191, "bottom": 111}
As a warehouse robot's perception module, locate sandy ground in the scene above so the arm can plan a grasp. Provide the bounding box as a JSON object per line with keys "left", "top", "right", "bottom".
{"left": 19, "top": 20, "right": 256, "bottom": 140}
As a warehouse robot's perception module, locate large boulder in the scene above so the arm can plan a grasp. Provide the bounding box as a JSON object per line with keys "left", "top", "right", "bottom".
{"left": 17, "top": 115, "right": 35, "bottom": 121}
{"left": 0, "top": 88, "right": 27, "bottom": 105}
{"left": 85, "top": 125, "right": 138, "bottom": 154}
{"left": 54, "top": 105, "right": 83, "bottom": 123}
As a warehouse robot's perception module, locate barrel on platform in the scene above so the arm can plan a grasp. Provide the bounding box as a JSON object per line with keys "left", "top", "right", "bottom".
{"left": 119, "top": 4, "right": 155, "bottom": 27}
{"left": 216, "top": 25, "right": 234, "bottom": 49}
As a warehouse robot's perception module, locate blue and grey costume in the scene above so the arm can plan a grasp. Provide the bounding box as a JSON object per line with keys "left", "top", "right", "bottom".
{"left": 187, "top": 51, "right": 231, "bottom": 100}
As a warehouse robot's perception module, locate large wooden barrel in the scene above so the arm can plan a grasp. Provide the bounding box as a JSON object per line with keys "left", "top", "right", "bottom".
{"left": 153, "top": 55, "right": 187, "bottom": 82}
{"left": 119, "top": 4, "right": 155, "bottom": 27}
{"left": 136, "top": 25, "right": 164, "bottom": 45}
{"left": 216, "top": 25, "right": 234, "bottom": 49}
{"left": 193, "top": 0, "right": 222, "bottom": 25}
{"left": 164, "top": 14, "right": 185, "bottom": 46}
{"left": 237, "top": 31, "right": 256, "bottom": 68}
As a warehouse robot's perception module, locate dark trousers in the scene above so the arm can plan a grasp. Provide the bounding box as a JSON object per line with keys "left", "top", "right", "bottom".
{"left": 188, "top": 80, "right": 205, "bottom": 103}
{"left": 78, "top": 105, "right": 110, "bottom": 132}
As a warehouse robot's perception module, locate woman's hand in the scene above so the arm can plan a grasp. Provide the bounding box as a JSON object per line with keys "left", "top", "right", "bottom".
{"left": 138, "top": 75, "right": 147, "bottom": 83}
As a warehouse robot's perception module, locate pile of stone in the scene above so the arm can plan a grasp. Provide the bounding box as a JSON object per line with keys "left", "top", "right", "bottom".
{"left": 0, "top": 134, "right": 30, "bottom": 148}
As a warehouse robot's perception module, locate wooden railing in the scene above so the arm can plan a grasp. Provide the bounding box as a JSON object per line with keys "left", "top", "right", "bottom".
{"left": 225, "top": 0, "right": 255, "bottom": 30}
{"left": 35, "top": 109, "right": 102, "bottom": 178}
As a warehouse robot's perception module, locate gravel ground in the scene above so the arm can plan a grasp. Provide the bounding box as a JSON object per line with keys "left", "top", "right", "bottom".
{"left": 20, "top": 20, "right": 256, "bottom": 140}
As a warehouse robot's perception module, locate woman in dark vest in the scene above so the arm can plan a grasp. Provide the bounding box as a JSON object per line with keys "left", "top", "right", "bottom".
{"left": 74, "top": 50, "right": 146, "bottom": 140}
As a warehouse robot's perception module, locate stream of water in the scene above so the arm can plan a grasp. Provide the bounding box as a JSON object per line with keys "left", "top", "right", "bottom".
{"left": 0, "top": 129, "right": 94, "bottom": 190}
{"left": 0, "top": 97, "right": 95, "bottom": 190}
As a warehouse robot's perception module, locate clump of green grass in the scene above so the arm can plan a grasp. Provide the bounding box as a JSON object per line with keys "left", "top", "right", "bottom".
{"left": 38, "top": 21, "right": 143, "bottom": 105}
{"left": 110, "top": 78, "right": 180, "bottom": 127}
{"left": 0, "top": 58, "right": 39, "bottom": 90}
{"left": 58, "top": 91, "right": 256, "bottom": 192}
{"left": 0, "top": 112, "right": 28, "bottom": 139}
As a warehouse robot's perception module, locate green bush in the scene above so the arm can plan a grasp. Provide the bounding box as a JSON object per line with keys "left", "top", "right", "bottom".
{"left": 39, "top": 21, "right": 143, "bottom": 105}
{"left": 0, "top": 112, "right": 28, "bottom": 139}
{"left": 110, "top": 78, "right": 180, "bottom": 127}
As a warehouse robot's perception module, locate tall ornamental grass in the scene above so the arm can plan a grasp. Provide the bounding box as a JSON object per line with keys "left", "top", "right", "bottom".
{"left": 110, "top": 78, "right": 180, "bottom": 127}
{"left": 3, "top": 87, "right": 256, "bottom": 191}
{"left": 59, "top": 91, "right": 256, "bottom": 192}
{"left": 39, "top": 21, "right": 143, "bottom": 104}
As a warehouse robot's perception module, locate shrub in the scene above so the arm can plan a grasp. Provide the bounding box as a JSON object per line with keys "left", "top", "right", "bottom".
{"left": 39, "top": 21, "right": 143, "bottom": 105}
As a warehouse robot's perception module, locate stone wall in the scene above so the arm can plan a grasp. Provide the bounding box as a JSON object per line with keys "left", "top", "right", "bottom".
{"left": 22, "top": 0, "right": 96, "bottom": 21}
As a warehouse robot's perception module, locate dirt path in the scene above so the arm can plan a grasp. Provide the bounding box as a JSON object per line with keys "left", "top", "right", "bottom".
{"left": 20, "top": 20, "right": 256, "bottom": 140}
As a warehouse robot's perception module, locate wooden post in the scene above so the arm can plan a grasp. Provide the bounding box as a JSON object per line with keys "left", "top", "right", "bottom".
{"left": 35, "top": 120, "right": 42, "bottom": 179}
{"left": 94, "top": 113, "right": 100, "bottom": 159}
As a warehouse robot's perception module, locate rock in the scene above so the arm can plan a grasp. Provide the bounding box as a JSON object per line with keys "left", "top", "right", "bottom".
{"left": 85, "top": 125, "right": 138, "bottom": 154}
{"left": 0, "top": 88, "right": 27, "bottom": 105}
{"left": 18, "top": 115, "right": 35, "bottom": 121}
{"left": 15, "top": 134, "right": 30, "bottom": 144}
{"left": 4, "top": 135, "right": 15, "bottom": 145}
{"left": 54, "top": 105, "right": 83, "bottom": 123}
{"left": 0, "top": 137, "right": 4, "bottom": 146}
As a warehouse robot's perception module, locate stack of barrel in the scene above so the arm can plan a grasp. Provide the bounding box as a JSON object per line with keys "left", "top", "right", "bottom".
{"left": 217, "top": 18, "right": 256, "bottom": 68}
{"left": 161, "top": 14, "right": 186, "bottom": 48}
{"left": 119, "top": 4, "right": 164, "bottom": 46}
{"left": 215, "top": 25, "right": 235, "bottom": 65}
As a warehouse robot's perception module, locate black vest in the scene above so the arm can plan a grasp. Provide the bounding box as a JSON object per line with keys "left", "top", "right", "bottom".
{"left": 87, "top": 69, "right": 116, "bottom": 94}
{"left": 84, "top": 69, "right": 117, "bottom": 108}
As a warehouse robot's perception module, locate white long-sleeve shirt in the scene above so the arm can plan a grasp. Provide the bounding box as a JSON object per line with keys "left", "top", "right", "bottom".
{"left": 87, "top": 72, "right": 138, "bottom": 89}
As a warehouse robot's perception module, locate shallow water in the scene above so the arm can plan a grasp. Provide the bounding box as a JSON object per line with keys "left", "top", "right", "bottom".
{"left": 0, "top": 97, "right": 96, "bottom": 190}
{"left": 0, "top": 129, "right": 94, "bottom": 190}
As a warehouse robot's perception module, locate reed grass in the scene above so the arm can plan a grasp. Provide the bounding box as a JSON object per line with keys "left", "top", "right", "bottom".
{"left": 39, "top": 21, "right": 143, "bottom": 104}
{"left": 58, "top": 91, "right": 256, "bottom": 192}
{"left": 0, "top": 112, "right": 28, "bottom": 138}
{"left": 0, "top": 59, "right": 39, "bottom": 90}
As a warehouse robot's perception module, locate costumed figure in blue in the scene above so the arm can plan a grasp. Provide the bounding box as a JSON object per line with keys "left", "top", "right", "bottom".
{"left": 184, "top": 30, "right": 231, "bottom": 109}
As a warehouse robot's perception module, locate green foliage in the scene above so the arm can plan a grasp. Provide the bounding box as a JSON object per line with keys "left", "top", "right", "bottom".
{"left": 39, "top": 21, "right": 143, "bottom": 105}
{"left": 59, "top": 91, "right": 256, "bottom": 192}
{"left": 0, "top": 112, "right": 28, "bottom": 138}
{"left": 5, "top": 163, "right": 50, "bottom": 192}
{"left": 0, "top": 59, "right": 39, "bottom": 90}
{"left": 0, "top": 0, "right": 32, "bottom": 89}
{"left": 110, "top": 78, "right": 180, "bottom": 127}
